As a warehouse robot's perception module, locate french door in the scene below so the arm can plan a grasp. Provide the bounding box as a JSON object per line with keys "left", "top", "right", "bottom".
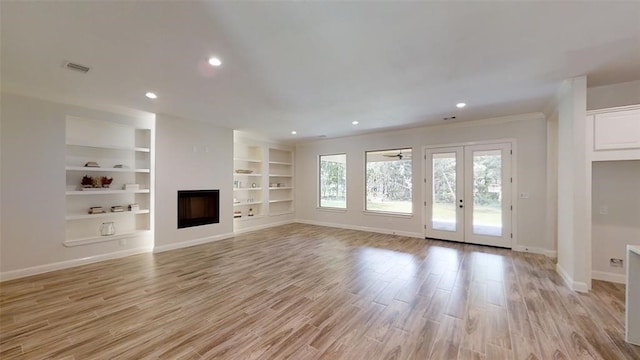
{"left": 425, "top": 143, "right": 512, "bottom": 248}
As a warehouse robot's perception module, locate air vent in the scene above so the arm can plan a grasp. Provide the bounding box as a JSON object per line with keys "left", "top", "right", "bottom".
{"left": 443, "top": 116, "right": 456, "bottom": 121}
{"left": 64, "top": 61, "right": 90, "bottom": 73}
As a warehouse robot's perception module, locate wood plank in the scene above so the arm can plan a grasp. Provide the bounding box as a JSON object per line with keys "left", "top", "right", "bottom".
{"left": 0, "top": 223, "right": 633, "bottom": 360}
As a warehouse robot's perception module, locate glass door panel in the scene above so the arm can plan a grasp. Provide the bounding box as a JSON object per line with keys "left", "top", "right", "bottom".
{"left": 471, "top": 149, "right": 503, "bottom": 237}
{"left": 432, "top": 152, "right": 457, "bottom": 231}
{"left": 425, "top": 147, "right": 463, "bottom": 242}
{"left": 464, "top": 143, "right": 512, "bottom": 248}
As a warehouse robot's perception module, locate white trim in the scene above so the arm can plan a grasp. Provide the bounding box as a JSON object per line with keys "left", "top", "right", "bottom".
{"left": 556, "top": 263, "right": 589, "bottom": 293}
{"left": 316, "top": 207, "right": 348, "bottom": 213}
{"left": 152, "top": 232, "right": 234, "bottom": 253}
{"left": 234, "top": 219, "right": 295, "bottom": 235}
{"left": 361, "top": 210, "right": 413, "bottom": 219}
{"left": 513, "top": 245, "right": 557, "bottom": 258}
{"left": 0, "top": 246, "right": 153, "bottom": 282}
{"left": 586, "top": 104, "right": 640, "bottom": 115}
{"left": 299, "top": 113, "right": 544, "bottom": 145}
{"left": 422, "top": 138, "right": 517, "bottom": 150}
{"left": 592, "top": 270, "right": 626, "bottom": 284}
{"left": 295, "top": 219, "right": 423, "bottom": 239}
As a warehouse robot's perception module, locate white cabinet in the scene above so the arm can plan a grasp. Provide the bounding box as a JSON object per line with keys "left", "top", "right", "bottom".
{"left": 594, "top": 109, "right": 640, "bottom": 151}
{"left": 64, "top": 117, "right": 152, "bottom": 246}
{"left": 268, "top": 148, "right": 294, "bottom": 216}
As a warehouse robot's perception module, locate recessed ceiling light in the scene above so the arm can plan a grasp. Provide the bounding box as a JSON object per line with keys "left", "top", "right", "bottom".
{"left": 208, "top": 57, "right": 222, "bottom": 67}
{"left": 145, "top": 92, "right": 158, "bottom": 99}
{"left": 291, "top": 131, "right": 297, "bottom": 135}
{"left": 456, "top": 102, "right": 466, "bottom": 108}
{"left": 352, "top": 121, "right": 359, "bottom": 125}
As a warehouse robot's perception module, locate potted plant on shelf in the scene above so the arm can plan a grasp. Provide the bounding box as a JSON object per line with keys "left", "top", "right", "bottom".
{"left": 101, "top": 176, "right": 113, "bottom": 188}
{"left": 81, "top": 175, "right": 94, "bottom": 188}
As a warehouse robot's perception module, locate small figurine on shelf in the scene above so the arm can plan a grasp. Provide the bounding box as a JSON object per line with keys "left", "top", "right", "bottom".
{"left": 248, "top": 208, "right": 254, "bottom": 217}
{"left": 81, "top": 175, "right": 93, "bottom": 188}
{"left": 100, "top": 176, "right": 113, "bottom": 188}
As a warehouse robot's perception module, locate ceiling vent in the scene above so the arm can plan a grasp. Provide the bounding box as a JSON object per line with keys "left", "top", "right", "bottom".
{"left": 443, "top": 116, "right": 456, "bottom": 121}
{"left": 64, "top": 61, "right": 90, "bottom": 73}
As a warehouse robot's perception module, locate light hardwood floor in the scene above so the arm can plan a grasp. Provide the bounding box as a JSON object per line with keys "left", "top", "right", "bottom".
{"left": 1, "top": 223, "right": 639, "bottom": 359}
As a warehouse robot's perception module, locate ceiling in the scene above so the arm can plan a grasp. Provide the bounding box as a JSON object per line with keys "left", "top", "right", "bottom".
{"left": 2, "top": 2, "right": 639, "bottom": 143}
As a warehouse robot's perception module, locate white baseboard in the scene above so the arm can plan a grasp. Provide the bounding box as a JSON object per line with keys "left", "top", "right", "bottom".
{"left": 513, "top": 245, "right": 557, "bottom": 258}
{"left": 152, "top": 232, "right": 235, "bottom": 253}
{"left": 233, "top": 219, "right": 296, "bottom": 235}
{"left": 295, "top": 219, "right": 423, "bottom": 239}
{"left": 0, "top": 246, "right": 153, "bottom": 282}
{"left": 592, "top": 270, "right": 626, "bottom": 284}
{"left": 556, "top": 263, "right": 589, "bottom": 292}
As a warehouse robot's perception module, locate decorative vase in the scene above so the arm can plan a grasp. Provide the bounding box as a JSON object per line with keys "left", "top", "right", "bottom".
{"left": 100, "top": 221, "right": 115, "bottom": 236}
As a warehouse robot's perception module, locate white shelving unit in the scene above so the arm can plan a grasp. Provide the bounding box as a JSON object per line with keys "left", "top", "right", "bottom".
{"left": 268, "top": 147, "right": 294, "bottom": 216}
{"left": 65, "top": 116, "right": 152, "bottom": 247}
{"left": 233, "top": 144, "right": 264, "bottom": 220}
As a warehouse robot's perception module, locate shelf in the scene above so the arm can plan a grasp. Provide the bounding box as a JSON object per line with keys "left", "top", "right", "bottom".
{"left": 270, "top": 211, "right": 294, "bottom": 216}
{"left": 269, "top": 161, "right": 292, "bottom": 165}
{"left": 66, "top": 142, "right": 150, "bottom": 152}
{"left": 234, "top": 173, "right": 262, "bottom": 177}
{"left": 269, "top": 199, "right": 293, "bottom": 203}
{"left": 233, "top": 215, "right": 265, "bottom": 222}
{"left": 234, "top": 201, "right": 262, "bottom": 206}
{"left": 66, "top": 189, "right": 150, "bottom": 195}
{"left": 234, "top": 187, "right": 263, "bottom": 191}
{"left": 63, "top": 231, "right": 149, "bottom": 247}
{"left": 269, "top": 187, "right": 293, "bottom": 190}
{"left": 66, "top": 210, "right": 150, "bottom": 220}
{"left": 269, "top": 174, "right": 293, "bottom": 177}
{"left": 234, "top": 158, "right": 262, "bottom": 163}
{"left": 66, "top": 166, "right": 150, "bottom": 173}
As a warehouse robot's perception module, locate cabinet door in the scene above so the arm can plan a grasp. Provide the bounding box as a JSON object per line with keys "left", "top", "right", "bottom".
{"left": 594, "top": 110, "right": 640, "bottom": 151}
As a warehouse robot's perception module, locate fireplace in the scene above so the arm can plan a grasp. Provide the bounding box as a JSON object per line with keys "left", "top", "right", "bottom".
{"left": 177, "top": 190, "right": 219, "bottom": 229}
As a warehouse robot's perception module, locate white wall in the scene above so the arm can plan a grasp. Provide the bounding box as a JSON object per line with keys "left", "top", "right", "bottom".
{"left": 591, "top": 160, "right": 640, "bottom": 283}
{"left": 556, "top": 76, "right": 589, "bottom": 292}
{"left": 587, "top": 80, "right": 640, "bottom": 110}
{"left": 0, "top": 93, "right": 154, "bottom": 278}
{"left": 153, "top": 114, "right": 233, "bottom": 252}
{"left": 295, "top": 113, "right": 551, "bottom": 253}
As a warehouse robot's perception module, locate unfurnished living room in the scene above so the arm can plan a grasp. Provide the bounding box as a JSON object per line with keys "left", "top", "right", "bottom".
{"left": 1, "top": 1, "right": 640, "bottom": 359}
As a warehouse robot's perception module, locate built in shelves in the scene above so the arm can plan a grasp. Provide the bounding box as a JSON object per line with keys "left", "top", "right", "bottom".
{"left": 65, "top": 116, "right": 152, "bottom": 245}
{"left": 233, "top": 141, "right": 294, "bottom": 225}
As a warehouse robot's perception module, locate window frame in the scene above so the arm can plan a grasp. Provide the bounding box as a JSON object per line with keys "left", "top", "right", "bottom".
{"left": 318, "top": 153, "right": 347, "bottom": 210}
{"left": 364, "top": 147, "right": 414, "bottom": 216}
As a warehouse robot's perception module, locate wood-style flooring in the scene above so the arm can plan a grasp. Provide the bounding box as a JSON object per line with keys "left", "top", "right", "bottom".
{"left": 1, "top": 223, "right": 639, "bottom": 359}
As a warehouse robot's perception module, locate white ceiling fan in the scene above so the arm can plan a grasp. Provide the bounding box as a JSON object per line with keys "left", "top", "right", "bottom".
{"left": 382, "top": 150, "right": 412, "bottom": 160}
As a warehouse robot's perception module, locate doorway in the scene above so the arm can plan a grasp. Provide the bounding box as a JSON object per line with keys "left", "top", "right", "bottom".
{"left": 425, "top": 142, "right": 513, "bottom": 248}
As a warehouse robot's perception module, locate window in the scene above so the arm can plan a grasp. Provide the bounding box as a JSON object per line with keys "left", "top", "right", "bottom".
{"left": 366, "top": 148, "right": 412, "bottom": 214}
{"left": 319, "top": 154, "right": 347, "bottom": 208}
